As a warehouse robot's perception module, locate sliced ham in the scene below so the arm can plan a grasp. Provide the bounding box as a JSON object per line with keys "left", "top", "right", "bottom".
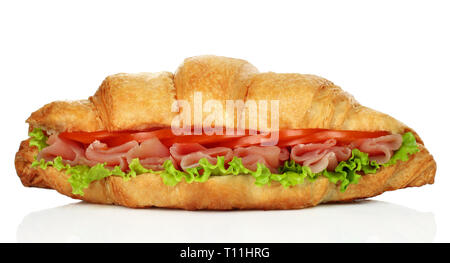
{"left": 86, "top": 140, "right": 138, "bottom": 169}
{"left": 38, "top": 132, "right": 403, "bottom": 175}
{"left": 279, "top": 147, "right": 290, "bottom": 162}
{"left": 37, "top": 134, "right": 95, "bottom": 166}
{"left": 125, "top": 137, "right": 171, "bottom": 170}
{"left": 291, "top": 139, "right": 352, "bottom": 173}
{"left": 85, "top": 137, "right": 171, "bottom": 170}
{"left": 236, "top": 154, "right": 269, "bottom": 172}
{"left": 233, "top": 146, "right": 286, "bottom": 173}
{"left": 307, "top": 152, "right": 338, "bottom": 174}
{"left": 169, "top": 143, "right": 207, "bottom": 163}
{"left": 170, "top": 143, "right": 233, "bottom": 170}
{"left": 351, "top": 134, "right": 402, "bottom": 164}
{"left": 290, "top": 139, "right": 337, "bottom": 156}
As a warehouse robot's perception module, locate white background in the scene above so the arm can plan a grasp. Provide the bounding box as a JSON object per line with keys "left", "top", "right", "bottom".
{"left": 1, "top": 0, "right": 449, "bottom": 242}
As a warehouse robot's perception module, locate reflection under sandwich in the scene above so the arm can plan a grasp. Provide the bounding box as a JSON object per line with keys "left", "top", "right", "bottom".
{"left": 17, "top": 200, "right": 435, "bottom": 242}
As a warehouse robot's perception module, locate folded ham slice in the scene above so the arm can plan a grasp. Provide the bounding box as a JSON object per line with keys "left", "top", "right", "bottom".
{"left": 40, "top": 135, "right": 171, "bottom": 171}
{"left": 280, "top": 147, "right": 290, "bottom": 162}
{"left": 85, "top": 137, "right": 172, "bottom": 170}
{"left": 290, "top": 139, "right": 352, "bottom": 173}
{"left": 125, "top": 137, "right": 171, "bottom": 170}
{"left": 86, "top": 140, "right": 139, "bottom": 170}
{"left": 351, "top": 134, "right": 402, "bottom": 164}
{"left": 170, "top": 143, "right": 233, "bottom": 170}
{"left": 169, "top": 143, "right": 208, "bottom": 163}
{"left": 37, "top": 134, "right": 95, "bottom": 166}
{"left": 234, "top": 146, "right": 288, "bottom": 173}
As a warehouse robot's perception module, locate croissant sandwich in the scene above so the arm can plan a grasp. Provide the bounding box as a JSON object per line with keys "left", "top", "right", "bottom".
{"left": 15, "top": 55, "right": 436, "bottom": 210}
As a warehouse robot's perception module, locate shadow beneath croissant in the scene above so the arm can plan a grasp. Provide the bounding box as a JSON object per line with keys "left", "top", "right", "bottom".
{"left": 17, "top": 200, "right": 436, "bottom": 242}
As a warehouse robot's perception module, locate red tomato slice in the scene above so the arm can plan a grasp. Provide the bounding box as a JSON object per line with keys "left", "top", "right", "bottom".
{"left": 210, "top": 129, "right": 327, "bottom": 148}
{"left": 101, "top": 134, "right": 135, "bottom": 146}
{"left": 59, "top": 131, "right": 127, "bottom": 144}
{"left": 103, "top": 129, "right": 175, "bottom": 146}
{"left": 131, "top": 129, "right": 175, "bottom": 141}
{"left": 59, "top": 129, "right": 175, "bottom": 146}
{"left": 59, "top": 128, "right": 243, "bottom": 147}
{"left": 161, "top": 134, "right": 244, "bottom": 147}
{"left": 59, "top": 128, "right": 391, "bottom": 148}
{"left": 278, "top": 129, "right": 326, "bottom": 138}
{"left": 208, "top": 134, "right": 269, "bottom": 148}
{"left": 277, "top": 130, "right": 390, "bottom": 147}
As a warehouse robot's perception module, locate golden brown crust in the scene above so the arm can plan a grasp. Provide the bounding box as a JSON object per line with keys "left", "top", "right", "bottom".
{"left": 174, "top": 55, "right": 259, "bottom": 128}
{"left": 16, "top": 139, "right": 436, "bottom": 210}
{"left": 15, "top": 140, "right": 50, "bottom": 189}
{"left": 174, "top": 55, "right": 258, "bottom": 102}
{"left": 26, "top": 55, "right": 408, "bottom": 134}
{"left": 26, "top": 100, "right": 104, "bottom": 133}
{"left": 90, "top": 72, "right": 177, "bottom": 131}
{"left": 246, "top": 73, "right": 408, "bottom": 133}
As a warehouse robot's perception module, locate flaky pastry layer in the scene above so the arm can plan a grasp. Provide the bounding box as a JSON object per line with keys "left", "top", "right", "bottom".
{"left": 27, "top": 55, "right": 410, "bottom": 134}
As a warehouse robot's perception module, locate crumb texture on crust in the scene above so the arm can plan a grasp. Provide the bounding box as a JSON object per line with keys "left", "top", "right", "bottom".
{"left": 26, "top": 55, "right": 408, "bottom": 134}
{"left": 15, "top": 139, "right": 436, "bottom": 210}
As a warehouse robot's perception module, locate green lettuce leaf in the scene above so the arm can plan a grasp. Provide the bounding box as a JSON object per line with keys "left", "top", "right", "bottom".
{"left": 382, "top": 132, "right": 420, "bottom": 167}
{"left": 30, "top": 132, "right": 420, "bottom": 195}
{"left": 32, "top": 156, "right": 160, "bottom": 196}
{"left": 29, "top": 128, "right": 48, "bottom": 151}
{"left": 159, "top": 156, "right": 273, "bottom": 186}
{"left": 322, "top": 149, "right": 378, "bottom": 191}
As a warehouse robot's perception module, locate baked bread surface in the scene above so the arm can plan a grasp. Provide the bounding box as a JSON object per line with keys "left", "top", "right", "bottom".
{"left": 27, "top": 55, "right": 410, "bottom": 134}
{"left": 17, "top": 55, "right": 436, "bottom": 210}
{"left": 91, "top": 71, "right": 177, "bottom": 131}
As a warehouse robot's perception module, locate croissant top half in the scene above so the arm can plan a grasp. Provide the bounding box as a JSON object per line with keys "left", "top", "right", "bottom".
{"left": 27, "top": 55, "right": 411, "bottom": 138}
